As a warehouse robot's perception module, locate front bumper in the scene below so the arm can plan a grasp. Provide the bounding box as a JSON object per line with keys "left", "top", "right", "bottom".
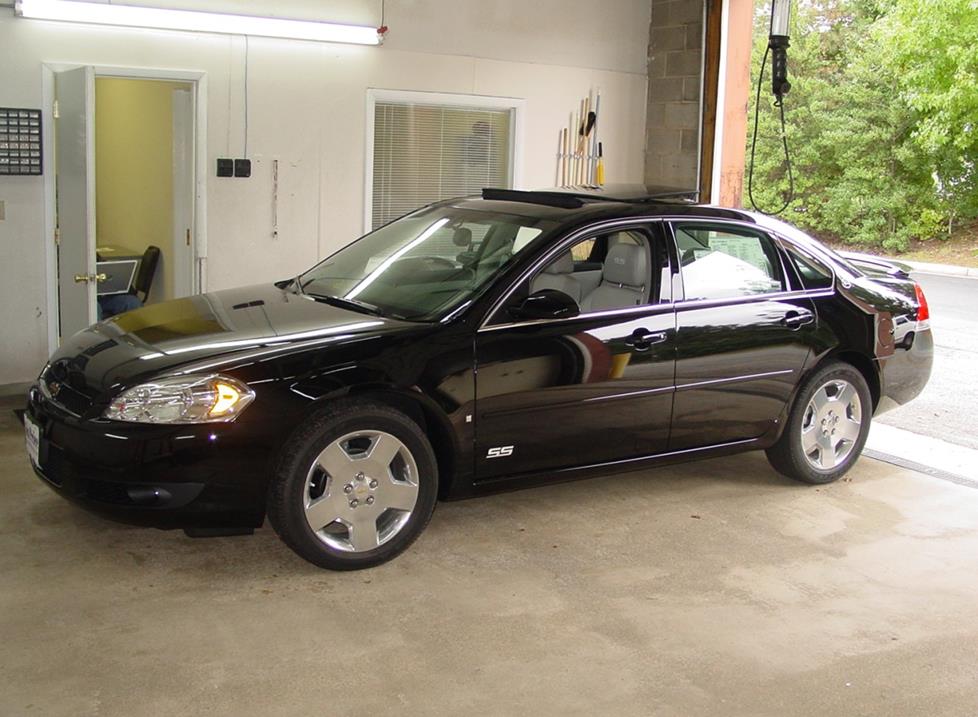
{"left": 24, "top": 385, "right": 268, "bottom": 529}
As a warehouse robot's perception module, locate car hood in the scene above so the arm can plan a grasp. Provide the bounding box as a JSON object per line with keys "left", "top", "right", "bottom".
{"left": 42, "top": 283, "right": 420, "bottom": 409}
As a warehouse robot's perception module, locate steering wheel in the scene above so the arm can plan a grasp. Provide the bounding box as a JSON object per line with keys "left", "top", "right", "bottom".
{"left": 422, "top": 257, "right": 457, "bottom": 270}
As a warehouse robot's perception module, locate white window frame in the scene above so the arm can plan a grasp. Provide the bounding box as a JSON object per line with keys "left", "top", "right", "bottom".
{"left": 363, "top": 88, "right": 525, "bottom": 235}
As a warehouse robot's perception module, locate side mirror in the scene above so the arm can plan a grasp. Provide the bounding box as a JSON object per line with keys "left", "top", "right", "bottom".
{"left": 510, "top": 289, "right": 580, "bottom": 321}
{"left": 456, "top": 250, "right": 479, "bottom": 268}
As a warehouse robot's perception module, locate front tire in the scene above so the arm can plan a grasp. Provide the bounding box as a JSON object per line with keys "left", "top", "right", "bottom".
{"left": 268, "top": 400, "right": 438, "bottom": 570}
{"left": 766, "top": 361, "right": 872, "bottom": 484}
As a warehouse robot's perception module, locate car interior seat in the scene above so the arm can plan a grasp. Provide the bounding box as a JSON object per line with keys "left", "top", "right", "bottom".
{"left": 531, "top": 251, "right": 582, "bottom": 304}
{"left": 131, "top": 245, "right": 162, "bottom": 303}
{"left": 579, "top": 241, "right": 648, "bottom": 311}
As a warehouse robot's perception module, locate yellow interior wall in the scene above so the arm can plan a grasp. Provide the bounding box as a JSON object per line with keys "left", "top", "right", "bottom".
{"left": 95, "top": 78, "right": 191, "bottom": 304}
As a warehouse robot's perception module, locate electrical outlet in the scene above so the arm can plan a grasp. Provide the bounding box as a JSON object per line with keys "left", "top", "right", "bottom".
{"left": 216, "top": 158, "right": 233, "bottom": 177}
{"left": 234, "top": 159, "right": 251, "bottom": 178}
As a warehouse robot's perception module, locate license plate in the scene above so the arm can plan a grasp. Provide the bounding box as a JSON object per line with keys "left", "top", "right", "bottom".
{"left": 24, "top": 415, "right": 40, "bottom": 467}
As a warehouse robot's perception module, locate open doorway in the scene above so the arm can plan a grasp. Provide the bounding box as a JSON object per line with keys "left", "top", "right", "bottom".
{"left": 48, "top": 66, "right": 204, "bottom": 343}
{"left": 94, "top": 77, "right": 194, "bottom": 312}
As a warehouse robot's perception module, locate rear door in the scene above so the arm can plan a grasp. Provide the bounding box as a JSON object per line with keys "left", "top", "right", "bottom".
{"left": 473, "top": 222, "right": 677, "bottom": 482}
{"left": 667, "top": 221, "right": 818, "bottom": 450}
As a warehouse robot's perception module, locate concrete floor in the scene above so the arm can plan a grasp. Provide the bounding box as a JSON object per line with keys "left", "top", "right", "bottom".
{"left": 3, "top": 396, "right": 978, "bottom": 717}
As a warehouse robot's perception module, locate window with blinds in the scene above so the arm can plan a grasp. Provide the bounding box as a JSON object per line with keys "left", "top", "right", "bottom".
{"left": 371, "top": 101, "right": 513, "bottom": 230}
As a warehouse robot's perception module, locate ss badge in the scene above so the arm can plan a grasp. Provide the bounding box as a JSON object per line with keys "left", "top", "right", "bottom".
{"left": 486, "top": 445, "right": 514, "bottom": 459}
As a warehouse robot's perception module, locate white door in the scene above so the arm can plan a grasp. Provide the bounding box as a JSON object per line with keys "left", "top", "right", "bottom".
{"left": 55, "top": 66, "right": 96, "bottom": 339}
{"left": 171, "top": 86, "right": 195, "bottom": 298}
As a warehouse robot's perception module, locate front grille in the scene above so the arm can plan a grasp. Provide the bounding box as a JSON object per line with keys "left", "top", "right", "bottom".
{"left": 39, "top": 364, "right": 96, "bottom": 417}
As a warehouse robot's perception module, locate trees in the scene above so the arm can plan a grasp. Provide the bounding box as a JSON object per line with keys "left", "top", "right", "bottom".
{"left": 745, "top": 0, "right": 978, "bottom": 250}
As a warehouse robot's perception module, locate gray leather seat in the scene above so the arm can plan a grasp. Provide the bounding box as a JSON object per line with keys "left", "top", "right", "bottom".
{"left": 531, "top": 252, "right": 582, "bottom": 304}
{"left": 580, "top": 243, "right": 648, "bottom": 311}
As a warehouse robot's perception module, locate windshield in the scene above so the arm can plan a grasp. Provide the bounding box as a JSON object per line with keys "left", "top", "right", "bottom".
{"left": 298, "top": 205, "right": 557, "bottom": 320}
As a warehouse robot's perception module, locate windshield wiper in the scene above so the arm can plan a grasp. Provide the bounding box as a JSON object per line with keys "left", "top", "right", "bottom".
{"left": 306, "top": 292, "right": 383, "bottom": 316}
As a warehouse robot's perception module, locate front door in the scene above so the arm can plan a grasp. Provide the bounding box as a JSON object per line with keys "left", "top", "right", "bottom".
{"left": 474, "top": 224, "right": 677, "bottom": 482}
{"left": 667, "top": 221, "right": 818, "bottom": 450}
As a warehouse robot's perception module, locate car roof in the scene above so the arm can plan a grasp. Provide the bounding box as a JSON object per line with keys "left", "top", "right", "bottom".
{"left": 430, "top": 186, "right": 859, "bottom": 279}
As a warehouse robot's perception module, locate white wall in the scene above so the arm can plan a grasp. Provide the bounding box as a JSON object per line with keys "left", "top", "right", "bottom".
{"left": 0, "top": 0, "right": 650, "bottom": 385}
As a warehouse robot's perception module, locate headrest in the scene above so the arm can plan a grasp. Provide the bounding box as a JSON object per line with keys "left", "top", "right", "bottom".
{"left": 602, "top": 243, "right": 646, "bottom": 287}
{"left": 452, "top": 227, "right": 473, "bottom": 247}
{"left": 544, "top": 251, "right": 575, "bottom": 275}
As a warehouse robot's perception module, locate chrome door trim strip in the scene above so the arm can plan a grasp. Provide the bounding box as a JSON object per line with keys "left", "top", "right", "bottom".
{"left": 581, "top": 385, "right": 675, "bottom": 403}
{"left": 672, "top": 288, "right": 833, "bottom": 312}
{"left": 478, "top": 288, "right": 833, "bottom": 333}
{"left": 479, "top": 369, "right": 793, "bottom": 420}
{"left": 480, "top": 301, "right": 676, "bottom": 332}
{"left": 675, "top": 368, "right": 794, "bottom": 392}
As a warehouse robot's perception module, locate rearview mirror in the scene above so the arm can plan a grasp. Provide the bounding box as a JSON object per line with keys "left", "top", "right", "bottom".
{"left": 452, "top": 228, "right": 473, "bottom": 247}
{"left": 510, "top": 289, "right": 580, "bottom": 321}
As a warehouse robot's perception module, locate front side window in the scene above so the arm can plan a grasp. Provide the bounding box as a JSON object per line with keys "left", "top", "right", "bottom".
{"left": 299, "top": 206, "right": 555, "bottom": 321}
{"left": 673, "top": 224, "right": 785, "bottom": 301}
{"left": 491, "top": 228, "right": 663, "bottom": 324}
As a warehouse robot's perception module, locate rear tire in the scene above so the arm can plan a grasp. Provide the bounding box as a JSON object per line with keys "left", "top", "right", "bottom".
{"left": 766, "top": 361, "right": 872, "bottom": 485}
{"left": 268, "top": 400, "right": 438, "bottom": 570}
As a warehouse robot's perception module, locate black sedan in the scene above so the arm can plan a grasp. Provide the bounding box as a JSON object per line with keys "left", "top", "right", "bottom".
{"left": 24, "top": 187, "right": 933, "bottom": 569}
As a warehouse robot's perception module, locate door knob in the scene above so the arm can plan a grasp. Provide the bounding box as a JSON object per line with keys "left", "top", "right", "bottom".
{"left": 782, "top": 310, "right": 814, "bottom": 329}
{"left": 625, "top": 329, "right": 668, "bottom": 351}
{"left": 74, "top": 273, "right": 108, "bottom": 284}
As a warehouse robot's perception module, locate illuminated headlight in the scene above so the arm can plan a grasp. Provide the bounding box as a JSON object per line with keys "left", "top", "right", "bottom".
{"left": 104, "top": 375, "right": 255, "bottom": 424}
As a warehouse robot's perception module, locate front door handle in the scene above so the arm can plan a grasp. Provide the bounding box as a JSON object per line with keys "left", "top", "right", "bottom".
{"left": 782, "top": 309, "right": 814, "bottom": 329}
{"left": 625, "top": 329, "right": 668, "bottom": 351}
{"left": 74, "top": 273, "right": 108, "bottom": 284}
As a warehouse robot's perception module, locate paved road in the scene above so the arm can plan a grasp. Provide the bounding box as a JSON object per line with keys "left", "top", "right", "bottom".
{"left": 875, "top": 272, "right": 978, "bottom": 450}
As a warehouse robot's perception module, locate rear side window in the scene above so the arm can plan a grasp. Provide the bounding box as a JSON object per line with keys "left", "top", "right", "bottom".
{"left": 673, "top": 224, "right": 785, "bottom": 301}
{"left": 784, "top": 246, "right": 834, "bottom": 290}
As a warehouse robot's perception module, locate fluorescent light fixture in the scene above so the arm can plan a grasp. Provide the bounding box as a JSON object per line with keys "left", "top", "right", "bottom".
{"left": 769, "top": 0, "right": 791, "bottom": 38}
{"left": 15, "top": 0, "right": 382, "bottom": 45}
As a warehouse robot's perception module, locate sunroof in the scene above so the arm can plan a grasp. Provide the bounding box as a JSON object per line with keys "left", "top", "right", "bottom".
{"left": 546, "top": 184, "right": 700, "bottom": 203}
{"left": 481, "top": 184, "right": 699, "bottom": 207}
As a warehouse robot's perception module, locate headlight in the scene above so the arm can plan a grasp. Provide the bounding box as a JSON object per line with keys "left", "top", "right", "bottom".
{"left": 104, "top": 374, "right": 255, "bottom": 424}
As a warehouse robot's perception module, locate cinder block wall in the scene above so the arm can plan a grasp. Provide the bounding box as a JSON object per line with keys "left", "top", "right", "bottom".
{"left": 645, "top": 0, "right": 704, "bottom": 191}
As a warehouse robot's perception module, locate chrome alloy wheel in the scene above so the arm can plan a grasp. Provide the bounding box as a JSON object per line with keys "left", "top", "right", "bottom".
{"left": 800, "top": 379, "right": 863, "bottom": 471}
{"left": 303, "top": 430, "right": 420, "bottom": 553}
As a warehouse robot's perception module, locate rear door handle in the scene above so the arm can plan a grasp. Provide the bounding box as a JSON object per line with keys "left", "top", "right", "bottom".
{"left": 782, "top": 309, "right": 814, "bottom": 329}
{"left": 625, "top": 329, "right": 668, "bottom": 351}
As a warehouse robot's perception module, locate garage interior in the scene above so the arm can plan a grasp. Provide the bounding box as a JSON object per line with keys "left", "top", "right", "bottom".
{"left": 1, "top": 1, "right": 976, "bottom": 715}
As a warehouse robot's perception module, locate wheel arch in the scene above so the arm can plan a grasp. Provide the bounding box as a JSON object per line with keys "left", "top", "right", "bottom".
{"left": 322, "top": 384, "right": 463, "bottom": 500}
{"left": 814, "top": 349, "right": 881, "bottom": 410}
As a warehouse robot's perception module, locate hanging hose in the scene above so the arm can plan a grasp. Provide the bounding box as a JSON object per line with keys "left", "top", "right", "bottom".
{"left": 747, "top": 44, "right": 795, "bottom": 215}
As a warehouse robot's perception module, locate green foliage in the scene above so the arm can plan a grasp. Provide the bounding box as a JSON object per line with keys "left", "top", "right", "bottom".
{"left": 745, "top": 0, "right": 978, "bottom": 250}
